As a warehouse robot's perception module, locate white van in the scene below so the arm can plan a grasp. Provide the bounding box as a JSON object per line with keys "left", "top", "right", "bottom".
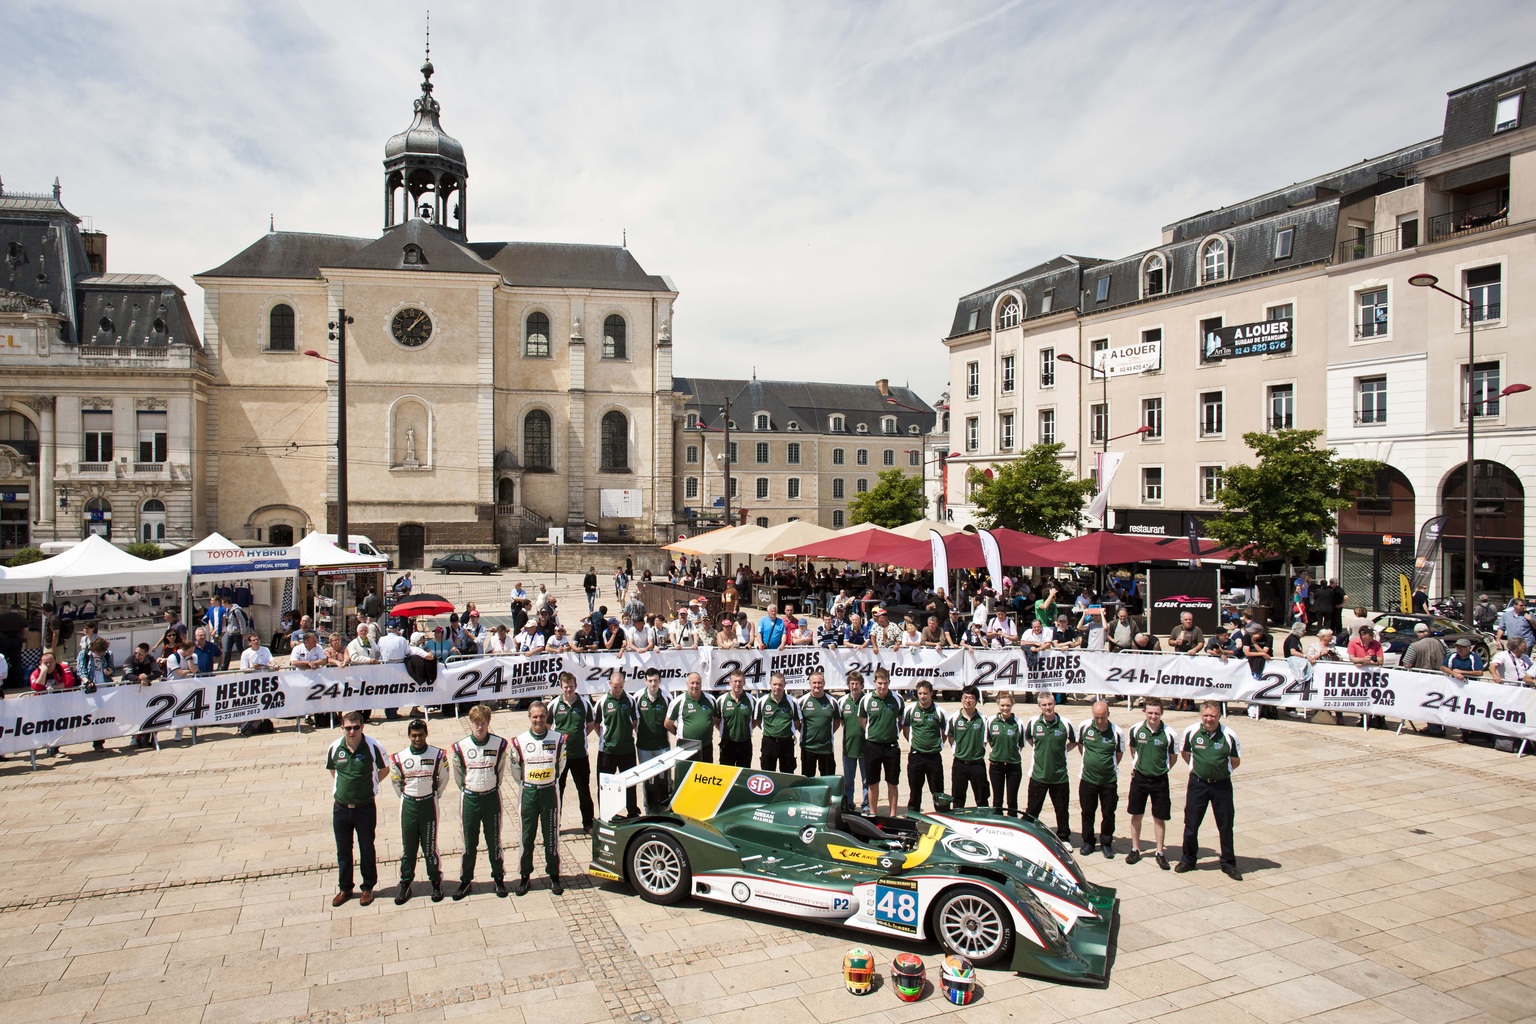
{"left": 317, "top": 534, "right": 393, "bottom": 569}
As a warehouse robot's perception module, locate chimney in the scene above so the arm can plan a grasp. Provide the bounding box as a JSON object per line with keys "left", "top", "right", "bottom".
{"left": 82, "top": 230, "right": 107, "bottom": 274}
{"left": 875, "top": 379, "right": 890, "bottom": 396}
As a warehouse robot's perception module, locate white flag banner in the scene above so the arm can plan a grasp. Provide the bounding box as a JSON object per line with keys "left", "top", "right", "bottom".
{"left": 6, "top": 649, "right": 1531, "bottom": 754}
{"left": 1086, "top": 451, "right": 1124, "bottom": 522}
{"left": 978, "top": 529, "right": 1004, "bottom": 594}
{"left": 930, "top": 529, "right": 950, "bottom": 601}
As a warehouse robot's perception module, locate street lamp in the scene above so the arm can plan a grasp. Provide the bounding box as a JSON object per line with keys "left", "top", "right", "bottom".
{"left": 304, "top": 304, "right": 352, "bottom": 546}
{"left": 1056, "top": 352, "right": 1122, "bottom": 452}
{"left": 1409, "top": 273, "right": 1528, "bottom": 625}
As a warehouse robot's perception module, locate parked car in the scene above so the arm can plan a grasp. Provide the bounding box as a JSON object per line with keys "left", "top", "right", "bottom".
{"left": 1369, "top": 613, "right": 1491, "bottom": 665}
{"left": 430, "top": 552, "right": 498, "bottom": 575}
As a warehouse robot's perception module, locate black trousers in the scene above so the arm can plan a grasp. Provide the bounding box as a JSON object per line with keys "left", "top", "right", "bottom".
{"left": 1181, "top": 776, "right": 1236, "bottom": 869}
{"left": 720, "top": 738, "right": 754, "bottom": 767}
{"left": 219, "top": 632, "right": 242, "bottom": 670}
{"left": 761, "top": 734, "right": 796, "bottom": 774}
{"left": 333, "top": 800, "right": 378, "bottom": 893}
{"left": 907, "top": 750, "right": 943, "bottom": 811}
{"left": 989, "top": 761, "right": 1022, "bottom": 812}
{"left": 596, "top": 750, "right": 640, "bottom": 817}
{"left": 952, "top": 759, "right": 989, "bottom": 809}
{"left": 559, "top": 755, "right": 595, "bottom": 829}
{"left": 1026, "top": 779, "right": 1072, "bottom": 839}
{"left": 1078, "top": 779, "right": 1117, "bottom": 844}
{"left": 801, "top": 748, "right": 837, "bottom": 777}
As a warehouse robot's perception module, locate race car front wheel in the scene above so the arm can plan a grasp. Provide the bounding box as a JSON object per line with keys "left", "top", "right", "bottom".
{"left": 933, "top": 885, "right": 1013, "bottom": 966}
{"left": 627, "top": 830, "right": 692, "bottom": 905}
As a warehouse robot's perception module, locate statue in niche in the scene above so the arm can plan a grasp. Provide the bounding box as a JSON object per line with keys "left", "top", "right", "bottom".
{"left": 403, "top": 425, "right": 420, "bottom": 468}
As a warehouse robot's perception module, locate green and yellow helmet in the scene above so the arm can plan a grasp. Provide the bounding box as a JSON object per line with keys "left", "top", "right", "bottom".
{"left": 843, "top": 947, "right": 875, "bottom": 995}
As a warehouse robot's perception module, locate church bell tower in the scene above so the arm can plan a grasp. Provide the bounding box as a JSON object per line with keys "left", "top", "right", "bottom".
{"left": 383, "top": 38, "right": 468, "bottom": 238}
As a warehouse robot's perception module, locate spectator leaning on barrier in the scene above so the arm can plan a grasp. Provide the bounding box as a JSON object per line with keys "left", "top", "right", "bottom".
{"left": 1489, "top": 638, "right": 1532, "bottom": 685}
{"left": 1168, "top": 612, "right": 1203, "bottom": 654}
{"left": 1401, "top": 622, "right": 1447, "bottom": 672}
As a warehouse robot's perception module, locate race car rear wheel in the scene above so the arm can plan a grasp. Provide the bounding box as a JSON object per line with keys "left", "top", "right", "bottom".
{"left": 627, "top": 830, "right": 692, "bottom": 905}
{"left": 933, "top": 885, "right": 1013, "bottom": 966}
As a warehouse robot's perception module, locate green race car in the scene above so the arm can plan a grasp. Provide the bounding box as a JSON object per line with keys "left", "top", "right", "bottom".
{"left": 590, "top": 760, "right": 1116, "bottom": 983}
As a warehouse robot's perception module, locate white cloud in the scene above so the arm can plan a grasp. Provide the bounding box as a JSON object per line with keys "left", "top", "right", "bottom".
{"left": 6, "top": 0, "right": 1534, "bottom": 404}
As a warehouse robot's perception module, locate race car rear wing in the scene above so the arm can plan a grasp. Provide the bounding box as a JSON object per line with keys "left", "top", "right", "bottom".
{"left": 596, "top": 746, "right": 692, "bottom": 822}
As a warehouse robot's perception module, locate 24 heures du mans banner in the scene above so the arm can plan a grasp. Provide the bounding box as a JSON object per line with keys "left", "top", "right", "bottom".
{"left": 3, "top": 648, "right": 1531, "bottom": 754}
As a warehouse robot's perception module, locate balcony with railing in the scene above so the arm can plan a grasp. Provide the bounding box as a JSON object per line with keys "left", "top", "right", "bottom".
{"left": 1337, "top": 227, "right": 1410, "bottom": 264}
{"left": 1461, "top": 302, "right": 1502, "bottom": 327}
{"left": 1429, "top": 200, "right": 1509, "bottom": 242}
{"left": 74, "top": 462, "right": 111, "bottom": 475}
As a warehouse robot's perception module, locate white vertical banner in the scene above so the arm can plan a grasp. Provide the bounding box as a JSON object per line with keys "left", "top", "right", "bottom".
{"left": 978, "top": 529, "right": 1004, "bottom": 594}
{"left": 929, "top": 529, "right": 951, "bottom": 600}
{"left": 1086, "top": 450, "right": 1123, "bottom": 522}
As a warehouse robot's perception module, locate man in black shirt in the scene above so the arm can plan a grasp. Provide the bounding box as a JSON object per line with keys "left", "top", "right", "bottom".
{"left": 583, "top": 568, "right": 598, "bottom": 612}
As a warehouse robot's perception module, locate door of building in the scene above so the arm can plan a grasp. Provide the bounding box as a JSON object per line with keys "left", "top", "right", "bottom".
{"left": 397, "top": 524, "right": 424, "bottom": 570}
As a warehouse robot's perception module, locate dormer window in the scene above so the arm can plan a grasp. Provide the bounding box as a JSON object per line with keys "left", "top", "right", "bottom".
{"left": 881, "top": 416, "right": 897, "bottom": 434}
{"left": 685, "top": 412, "right": 699, "bottom": 430}
{"left": 786, "top": 421, "right": 800, "bottom": 431}
{"left": 5, "top": 242, "right": 22, "bottom": 266}
{"left": 151, "top": 318, "right": 167, "bottom": 335}
{"left": 1142, "top": 253, "right": 1165, "bottom": 297}
{"left": 1496, "top": 92, "right": 1522, "bottom": 132}
{"left": 402, "top": 243, "right": 427, "bottom": 266}
{"left": 831, "top": 415, "right": 845, "bottom": 432}
{"left": 1094, "top": 277, "right": 1111, "bottom": 303}
{"left": 754, "top": 413, "right": 771, "bottom": 431}
{"left": 856, "top": 423, "right": 869, "bottom": 435}
{"left": 996, "top": 296, "right": 1021, "bottom": 329}
{"left": 908, "top": 424, "right": 920, "bottom": 435}
{"left": 1201, "top": 238, "right": 1228, "bottom": 284}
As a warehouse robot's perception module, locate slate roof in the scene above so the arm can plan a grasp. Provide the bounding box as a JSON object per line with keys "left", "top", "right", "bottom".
{"left": 329, "top": 219, "right": 499, "bottom": 275}
{"left": 199, "top": 232, "right": 372, "bottom": 279}
{"left": 468, "top": 241, "right": 674, "bottom": 292}
{"left": 1442, "top": 61, "right": 1536, "bottom": 153}
{"left": 76, "top": 275, "right": 201, "bottom": 349}
{"left": 946, "top": 255, "right": 1103, "bottom": 340}
{"left": 201, "top": 226, "right": 673, "bottom": 292}
{"left": 674, "top": 378, "right": 936, "bottom": 438}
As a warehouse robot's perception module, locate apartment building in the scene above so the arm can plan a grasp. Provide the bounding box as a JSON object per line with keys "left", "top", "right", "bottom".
{"left": 943, "top": 60, "right": 1536, "bottom": 605}
{"left": 671, "top": 378, "right": 936, "bottom": 531}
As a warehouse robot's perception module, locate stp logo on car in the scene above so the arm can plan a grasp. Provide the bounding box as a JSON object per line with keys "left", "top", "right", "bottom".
{"left": 746, "top": 774, "right": 775, "bottom": 796}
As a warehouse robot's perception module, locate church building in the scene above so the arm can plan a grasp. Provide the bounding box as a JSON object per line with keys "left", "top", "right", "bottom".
{"left": 199, "top": 53, "right": 678, "bottom": 567}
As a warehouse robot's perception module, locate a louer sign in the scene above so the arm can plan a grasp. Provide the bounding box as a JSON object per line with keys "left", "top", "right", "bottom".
{"left": 1202, "top": 317, "right": 1293, "bottom": 361}
{"left": 1093, "top": 338, "right": 1162, "bottom": 377}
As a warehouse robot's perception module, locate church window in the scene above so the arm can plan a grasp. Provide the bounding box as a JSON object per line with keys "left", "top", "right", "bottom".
{"left": 601, "top": 410, "right": 630, "bottom": 471}
{"left": 268, "top": 304, "right": 295, "bottom": 351}
{"left": 524, "top": 409, "right": 553, "bottom": 470}
{"left": 602, "top": 315, "right": 627, "bottom": 359}
{"left": 401, "top": 243, "right": 427, "bottom": 266}
{"left": 525, "top": 312, "right": 550, "bottom": 357}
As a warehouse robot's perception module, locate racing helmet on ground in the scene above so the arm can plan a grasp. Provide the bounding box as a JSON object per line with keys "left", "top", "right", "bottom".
{"left": 940, "top": 954, "right": 978, "bottom": 1005}
{"left": 891, "top": 952, "right": 925, "bottom": 1001}
{"left": 843, "top": 947, "right": 875, "bottom": 995}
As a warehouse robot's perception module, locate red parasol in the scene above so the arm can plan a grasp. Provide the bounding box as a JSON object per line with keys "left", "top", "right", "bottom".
{"left": 388, "top": 593, "right": 456, "bottom": 617}
{"left": 1045, "top": 532, "right": 1181, "bottom": 567}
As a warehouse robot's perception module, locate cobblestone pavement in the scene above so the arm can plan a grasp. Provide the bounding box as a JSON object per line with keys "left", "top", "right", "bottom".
{"left": 3, "top": 575, "right": 1536, "bottom": 1022}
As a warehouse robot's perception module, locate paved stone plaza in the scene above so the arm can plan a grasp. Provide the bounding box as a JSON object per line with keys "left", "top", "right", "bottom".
{"left": 2, "top": 572, "right": 1535, "bottom": 1023}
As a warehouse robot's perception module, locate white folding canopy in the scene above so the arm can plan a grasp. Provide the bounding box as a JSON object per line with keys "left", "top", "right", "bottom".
{"left": 0, "top": 534, "right": 187, "bottom": 594}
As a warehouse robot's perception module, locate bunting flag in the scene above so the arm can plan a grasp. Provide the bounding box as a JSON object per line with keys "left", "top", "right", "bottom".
{"left": 978, "top": 530, "right": 1004, "bottom": 594}
{"left": 1085, "top": 451, "right": 1124, "bottom": 522}
{"left": 929, "top": 529, "right": 951, "bottom": 601}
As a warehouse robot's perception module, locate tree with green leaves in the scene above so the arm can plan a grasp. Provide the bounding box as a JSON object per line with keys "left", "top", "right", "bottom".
{"left": 967, "top": 444, "right": 1097, "bottom": 536}
{"left": 847, "top": 468, "right": 927, "bottom": 528}
{"left": 5, "top": 546, "right": 45, "bottom": 567}
{"left": 125, "top": 541, "right": 164, "bottom": 561}
{"left": 1203, "top": 429, "right": 1379, "bottom": 577}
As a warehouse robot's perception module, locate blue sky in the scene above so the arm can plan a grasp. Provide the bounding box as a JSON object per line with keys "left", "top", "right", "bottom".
{"left": 7, "top": 1, "right": 1535, "bottom": 403}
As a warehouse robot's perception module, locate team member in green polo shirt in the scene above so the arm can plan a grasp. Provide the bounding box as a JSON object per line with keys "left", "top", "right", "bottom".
{"left": 838, "top": 670, "right": 870, "bottom": 813}
{"left": 596, "top": 670, "right": 640, "bottom": 819}
{"left": 549, "top": 672, "right": 597, "bottom": 833}
{"left": 665, "top": 672, "right": 719, "bottom": 762}
{"left": 987, "top": 692, "right": 1026, "bottom": 812}
{"left": 902, "top": 680, "right": 949, "bottom": 812}
{"left": 1176, "top": 701, "right": 1243, "bottom": 880}
{"left": 1025, "top": 693, "right": 1077, "bottom": 842}
{"left": 1075, "top": 701, "right": 1125, "bottom": 859}
{"left": 858, "top": 668, "right": 905, "bottom": 816}
{"left": 1126, "top": 697, "right": 1179, "bottom": 869}
{"left": 634, "top": 668, "right": 671, "bottom": 813}
{"left": 949, "top": 684, "right": 989, "bottom": 809}
{"left": 325, "top": 711, "right": 389, "bottom": 906}
{"left": 757, "top": 671, "right": 800, "bottom": 773}
{"left": 798, "top": 670, "right": 839, "bottom": 778}
{"left": 717, "top": 670, "right": 756, "bottom": 767}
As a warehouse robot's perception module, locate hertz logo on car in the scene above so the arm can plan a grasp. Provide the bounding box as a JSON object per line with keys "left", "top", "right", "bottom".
{"left": 669, "top": 764, "right": 742, "bottom": 820}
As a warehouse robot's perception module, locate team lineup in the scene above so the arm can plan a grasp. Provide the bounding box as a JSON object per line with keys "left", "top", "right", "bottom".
{"left": 326, "top": 664, "right": 1244, "bottom": 909}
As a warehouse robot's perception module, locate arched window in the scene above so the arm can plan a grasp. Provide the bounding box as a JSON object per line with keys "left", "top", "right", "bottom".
{"left": 1142, "top": 254, "right": 1166, "bottom": 297}
{"left": 85, "top": 496, "right": 111, "bottom": 539}
{"left": 881, "top": 416, "right": 896, "bottom": 434}
{"left": 525, "top": 312, "right": 550, "bottom": 357}
{"left": 140, "top": 498, "right": 166, "bottom": 542}
{"left": 0, "top": 411, "right": 39, "bottom": 461}
{"left": 996, "top": 296, "right": 1021, "bottom": 329}
{"left": 1201, "top": 239, "right": 1227, "bottom": 284}
{"left": 268, "top": 524, "right": 294, "bottom": 546}
{"left": 600, "top": 410, "right": 629, "bottom": 471}
{"left": 497, "top": 478, "right": 515, "bottom": 504}
{"left": 268, "top": 304, "right": 295, "bottom": 351}
{"left": 754, "top": 413, "right": 771, "bottom": 430}
{"left": 524, "top": 409, "right": 552, "bottom": 470}
{"left": 830, "top": 415, "right": 845, "bottom": 433}
{"left": 602, "top": 315, "right": 627, "bottom": 359}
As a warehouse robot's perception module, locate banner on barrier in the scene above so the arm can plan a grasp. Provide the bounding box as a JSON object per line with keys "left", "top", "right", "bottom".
{"left": 4, "top": 648, "right": 1533, "bottom": 754}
